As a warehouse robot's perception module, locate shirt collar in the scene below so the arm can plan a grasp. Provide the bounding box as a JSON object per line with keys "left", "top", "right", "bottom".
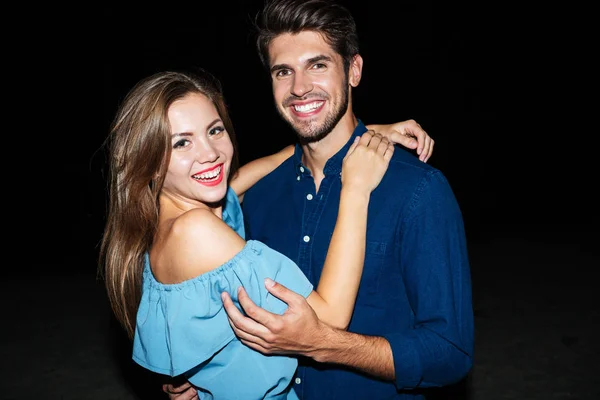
{"left": 292, "top": 120, "right": 368, "bottom": 177}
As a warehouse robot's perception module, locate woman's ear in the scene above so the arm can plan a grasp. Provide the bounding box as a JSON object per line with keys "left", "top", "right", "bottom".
{"left": 349, "top": 54, "right": 364, "bottom": 87}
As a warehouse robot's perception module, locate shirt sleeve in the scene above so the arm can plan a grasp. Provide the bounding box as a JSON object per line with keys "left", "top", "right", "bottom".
{"left": 384, "top": 170, "right": 474, "bottom": 389}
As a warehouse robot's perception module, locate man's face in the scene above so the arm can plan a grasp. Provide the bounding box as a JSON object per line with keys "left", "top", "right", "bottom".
{"left": 267, "top": 31, "right": 355, "bottom": 143}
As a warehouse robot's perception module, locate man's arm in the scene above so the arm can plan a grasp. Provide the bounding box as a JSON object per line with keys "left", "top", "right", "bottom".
{"left": 221, "top": 280, "right": 396, "bottom": 380}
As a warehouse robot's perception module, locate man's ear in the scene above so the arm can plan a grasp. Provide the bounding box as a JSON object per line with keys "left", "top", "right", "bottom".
{"left": 349, "top": 54, "right": 363, "bottom": 87}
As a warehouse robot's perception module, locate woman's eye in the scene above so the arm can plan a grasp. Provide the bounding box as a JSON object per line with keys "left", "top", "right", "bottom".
{"left": 209, "top": 126, "right": 225, "bottom": 136}
{"left": 173, "top": 139, "right": 189, "bottom": 149}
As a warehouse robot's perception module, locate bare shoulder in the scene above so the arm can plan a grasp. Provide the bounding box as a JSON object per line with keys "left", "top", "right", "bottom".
{"left": 157, "top": 209, "right": 246, "bottom": 283}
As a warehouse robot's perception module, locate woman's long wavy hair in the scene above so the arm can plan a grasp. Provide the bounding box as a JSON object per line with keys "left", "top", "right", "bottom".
{"left": 99, "top": 69, "right": 239, "bottom": 339}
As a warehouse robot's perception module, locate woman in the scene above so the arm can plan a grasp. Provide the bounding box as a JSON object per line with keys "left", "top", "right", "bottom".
{"left": 100, "top": 69, "right": 422, "bottom": 399}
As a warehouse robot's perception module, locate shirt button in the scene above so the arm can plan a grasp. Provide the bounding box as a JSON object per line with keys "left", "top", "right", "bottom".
{"left": 306, "top": 194, "right": 313, "bottom": 200}
{"left": 296, "top": 176, "right": 300, "bottom": 181}
{"left": 295, "top": 378, "right": 301, "bottom": 384}
{"left": 300, "top": 166, "right": 305, "bottom": 173}
{"left": 303, "top": 235, "right": 310, "bottom": 243}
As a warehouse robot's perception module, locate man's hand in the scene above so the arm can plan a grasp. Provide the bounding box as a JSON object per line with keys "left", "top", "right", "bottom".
{"left": 221, "top": 278, "right": 328, "bottom": 360}
{"left": 366, "top": 119, "right": 434, "bottom": 162}
{"left": 163, "top": 381, "right": 198, "bottom": 400}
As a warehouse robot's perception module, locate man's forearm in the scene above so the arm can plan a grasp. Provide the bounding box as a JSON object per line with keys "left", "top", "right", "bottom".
{"left": 311, "top": 325, "right": 395, "bottom": 380}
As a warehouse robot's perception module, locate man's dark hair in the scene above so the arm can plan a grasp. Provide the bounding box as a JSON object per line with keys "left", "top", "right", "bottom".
{"left": 254, "top": 0, "right": 359, "bottom": 71}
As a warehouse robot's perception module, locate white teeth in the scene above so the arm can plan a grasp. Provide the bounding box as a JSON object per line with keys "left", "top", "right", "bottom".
{"left": 193, "top": 166, "right": 221, "bottom": 180}
{"left": 294, "top": 101, "right": 322, "bottom": 113}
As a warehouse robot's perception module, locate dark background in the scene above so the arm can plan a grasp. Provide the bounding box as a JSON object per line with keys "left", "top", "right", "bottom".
{"left": 8, "top": 1, "right": 596, "bottom": 399}
{"left": 65, "top": 0, "right": 591, "bottom": 274}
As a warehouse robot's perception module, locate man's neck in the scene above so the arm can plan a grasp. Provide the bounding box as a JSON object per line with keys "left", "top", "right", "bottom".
{"left": 301, "top": 114, "right": 358, "bottom": 192}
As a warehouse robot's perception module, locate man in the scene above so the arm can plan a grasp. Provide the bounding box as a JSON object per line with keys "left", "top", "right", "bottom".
{"left": 166, "top": 0, "right": 472, "bottom": 398}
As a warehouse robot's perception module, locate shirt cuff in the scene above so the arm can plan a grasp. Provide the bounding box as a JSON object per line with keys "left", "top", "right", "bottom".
{"left": 383, "top": 331, "right": 423, "bottom": 389}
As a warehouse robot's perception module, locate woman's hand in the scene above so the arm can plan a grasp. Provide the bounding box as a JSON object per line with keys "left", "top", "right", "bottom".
{"left": 366, "top": 119, "right": 433, "bottom": 162}
{"left": 163, "top": 381, "right": 198, "bottom": 400}
{"left": 342, "top": 131, "right": 394, "bottom": 194}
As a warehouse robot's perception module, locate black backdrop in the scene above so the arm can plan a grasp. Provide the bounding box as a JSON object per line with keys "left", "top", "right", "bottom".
{"left": 49, "top": 0, "right": 592, "bottom": 275}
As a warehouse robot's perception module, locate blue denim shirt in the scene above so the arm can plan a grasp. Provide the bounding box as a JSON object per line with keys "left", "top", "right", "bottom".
{"left": 242, "top": 120, "right": 474, "bottom": 399}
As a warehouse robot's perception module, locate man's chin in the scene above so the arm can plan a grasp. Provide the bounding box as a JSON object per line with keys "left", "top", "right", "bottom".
{"left": 287, "top": 122, "right": 319, "bottom": 140}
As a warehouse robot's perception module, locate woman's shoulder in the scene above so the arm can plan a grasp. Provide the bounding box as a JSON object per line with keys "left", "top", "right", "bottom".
{"left": 157, "top": 209, "right": 246, "bottom": 282}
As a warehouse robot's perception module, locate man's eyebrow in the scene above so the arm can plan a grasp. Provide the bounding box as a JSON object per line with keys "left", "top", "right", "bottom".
{"left": 270, "top": 55, "right": 333, "bottom": 74}
{"left": 306, "top": 55, "right": 333, "bottom": 64}
{"left": 270, "top": 63, "right": 292, "bottom": 74}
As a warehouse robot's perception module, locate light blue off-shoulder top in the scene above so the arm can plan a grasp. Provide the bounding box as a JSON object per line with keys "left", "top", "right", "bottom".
{"left": 132, "top": 187, "right": 313, "bottom": 399}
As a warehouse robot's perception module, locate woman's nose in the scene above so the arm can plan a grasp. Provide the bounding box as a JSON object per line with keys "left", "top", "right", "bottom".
{"left": 196, "top": 141, "right": 218, "bottom": 163}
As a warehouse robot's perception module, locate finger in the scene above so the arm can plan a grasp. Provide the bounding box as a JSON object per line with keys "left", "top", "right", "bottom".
{"left": 366, "top": 132, "right": 383, "bottom": 150}
{"left": 264, "top": 278, "right": 304, "bottom": 307}
{"left": 344, "top": 136, "right": 361, "bottom": 160}
{"left": 238, "top": 285, "right": 280, "bottom": 327}
{"left": 221, "top": 291, "right": 245, "bottom": 321}
{"left": 375, "top": 136, "right": 391, "bottom": 155}
{"left": 424, "top": 139, "right": 434, "bottom": 162}
{"left": 179, "top": 386, "right": 198, "bottom": 400}
{"left": 418, "top": 135, "right": 432, "bottom": 161}
{"left": 222, "top": 288, "right": 275, "bottom": 337}
{"left": 222, "top": 290, "right": 264, "bottom": 339}
{"left": 222, "top": 291, "right": 273, "bottom": 349}
{"left": 163, "top": 382, "right": 191, "bottom": 394}
{"left": 402, "top": 119, "right": 422, "bottom": 155}
{"left": 417, "top": 134, "right": 427, "bottom": 161}
{"left": 227, "top": 313, "right": 268, "bottom": 344}
{"left": 391, "top": 131, "right": 417, "bottom": 150}
{"left": 239, "top": 338, "right": 274, "bottom": 354}
{"left": 384, "top": 141, "right": 395, "bottom": 162}
{"left": 414, "top": 128, "right": 425, "bottom": 156}
{"left": 163, "top": 383, "right": 197, "bottom": 400}
{"left": 358, "top": 130, "right": 373, "bottom": 147}
{"left": 418, "top": 135, "right": 431, "bottom": 162}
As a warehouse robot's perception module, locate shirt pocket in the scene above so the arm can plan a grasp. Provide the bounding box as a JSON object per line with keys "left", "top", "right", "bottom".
{"left": 356, "top": 240, "right": 387, "bottom": 306}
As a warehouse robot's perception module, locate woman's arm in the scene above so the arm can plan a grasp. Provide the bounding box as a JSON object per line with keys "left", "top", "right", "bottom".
{"left": 305, "top": 132, "right": 394, "bottom": 329}
{"left": 229, "top": 118, "right": 432, "bottom": 203}
{"left": 230, "top": 145, "right": 294, "bottom": 202}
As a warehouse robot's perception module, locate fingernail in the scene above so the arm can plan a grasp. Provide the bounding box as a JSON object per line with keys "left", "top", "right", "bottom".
{"left": 265, "top": 278, "right": 275, "bottom": 287}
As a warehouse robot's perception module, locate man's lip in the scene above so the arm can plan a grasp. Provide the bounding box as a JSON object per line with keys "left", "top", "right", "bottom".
{"left": 289, "top": 100, "right": 325, "bottom": 116}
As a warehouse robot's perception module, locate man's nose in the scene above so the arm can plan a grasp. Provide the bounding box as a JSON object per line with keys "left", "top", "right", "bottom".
{"left": 291, "top": 72, "right": 314, "bottom": 97}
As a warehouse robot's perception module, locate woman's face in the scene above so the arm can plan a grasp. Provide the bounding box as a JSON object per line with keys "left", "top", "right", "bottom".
{"left": 161, "top": 92, "right": 234, "bottom": 207}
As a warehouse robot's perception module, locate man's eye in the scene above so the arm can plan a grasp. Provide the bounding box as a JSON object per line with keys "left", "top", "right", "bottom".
{"left": 275, "top": 70, "right": 291, "bottom": 77}
{"left": 311, "top": 63, "right": 326, "bottom": 70}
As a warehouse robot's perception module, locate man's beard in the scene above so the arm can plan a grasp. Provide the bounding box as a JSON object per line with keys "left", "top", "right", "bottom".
{"left": 278, "top": 77, "right": 350, "bottom": 145}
